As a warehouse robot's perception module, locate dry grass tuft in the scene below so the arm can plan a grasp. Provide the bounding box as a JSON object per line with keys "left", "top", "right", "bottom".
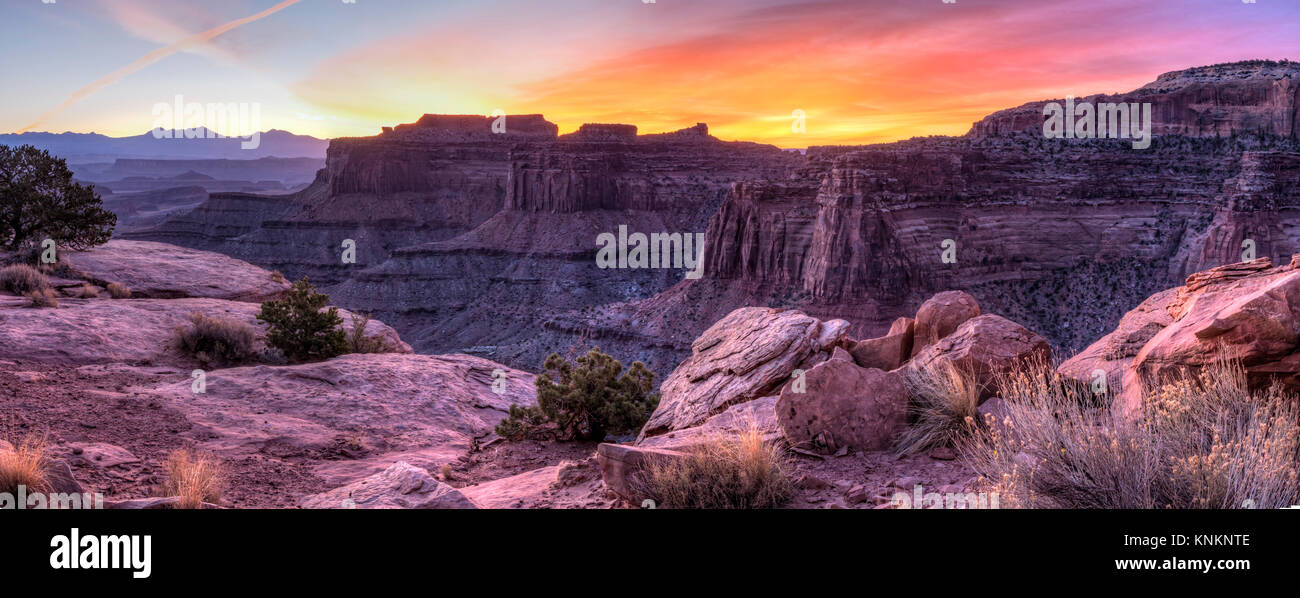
{"left": 0, "top": 435, "right": 51, "bottom": 495}
{"left": 105, "top": 282, "right": 131, "bottom": 299}
{"left": 24, "top": 288, "right": 59, "bottom": 308}
{"left": 0, "top": 264, "right": 50, "bottom": 295}
{"left": 173, "top": 312, "right": 258, "bottom": 366}
{"left": 895, "top": 359, "right": 982, "bottom": 455}
{"left": 638, "top": 423, "right": 793, "bottom": 509}
{"left": 78, "top": 283, "right": 99, "bottom": 298}
{"left": 345, "top": 312, "right": 393, "bottom": 354}
{"left": 156, "top": 448, "right": 224, "bottom": 509}
{"left": 962, "top": 360, "right": 1300, "bottom": 509}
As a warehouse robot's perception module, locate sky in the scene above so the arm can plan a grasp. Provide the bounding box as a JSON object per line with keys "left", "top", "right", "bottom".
{"left": 1, "top": 0, "right": 1298, "bottom": 147}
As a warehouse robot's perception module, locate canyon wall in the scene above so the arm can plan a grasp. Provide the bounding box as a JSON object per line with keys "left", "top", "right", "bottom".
{"left": 134, "top": 61, "right": 1300, "bottom": 377}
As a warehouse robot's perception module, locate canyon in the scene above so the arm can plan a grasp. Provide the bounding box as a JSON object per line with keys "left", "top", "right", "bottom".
{"left": 127, "top": 60, "right": 1300, "bottom": 377}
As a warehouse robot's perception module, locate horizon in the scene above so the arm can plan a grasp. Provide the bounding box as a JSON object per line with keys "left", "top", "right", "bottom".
{"left": 4, "top": 0, "right": 1300, "bottom": 146}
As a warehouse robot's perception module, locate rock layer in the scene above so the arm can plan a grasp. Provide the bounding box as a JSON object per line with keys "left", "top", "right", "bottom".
{"left": 129, "top": 61, "right": 1300, "bottom": 378}
{"left": 639, "top": 307, "right": 849, "bottom": 439}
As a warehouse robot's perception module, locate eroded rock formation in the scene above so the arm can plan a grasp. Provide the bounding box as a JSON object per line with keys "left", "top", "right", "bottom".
{"left": 130, "top": 61, "right": 1300, "bottom": 380}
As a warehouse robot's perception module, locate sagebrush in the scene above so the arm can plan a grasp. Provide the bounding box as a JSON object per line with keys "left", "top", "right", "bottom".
{"left": 962, "top": 361, "right": 1300, "bottom": 509}
{"left": 0, "top": 263, "right": 48, "bottom": 295}
{"left": 173, "top": 312, "right": 258, "bottom": 366}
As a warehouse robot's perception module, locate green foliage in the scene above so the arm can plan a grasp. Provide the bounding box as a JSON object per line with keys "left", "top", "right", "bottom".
{"left": 0, "top": 145, "right": 116, "bottom": 251}
{"left": 496, "top": 348, "right": 659, "bottom": 441}
{"left": 256, "top": 278, "right": 345, "bottom": 363}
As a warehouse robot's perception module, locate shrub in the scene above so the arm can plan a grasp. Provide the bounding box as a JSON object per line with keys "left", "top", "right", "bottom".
{"left": 105, "top": 282, "right": 131, "bottom": 298}
{"left": 0, "top": 145, "right": 116, "bottom": 251}
{"left": 345, "top": 312, "right": 393, "bottom": 354}
{"left": 895, "top": 360, "right": 981, "bottom": 455}
{"left": 962, "top": 361, "right": 1300, "bottom": 509}
{"left": 0, "top": 435, "right": 50, "bottom": 495}
{"left": 495, "top": 348, "right": 659, "bottom": 441}
{"left": 256, "top": 278, "right": 345, "bottom": 363}
{"left": 78, "top": 283, "right": 99, "bottom": 298}
{"left": 0, "top": 263, "right": 49, "bottom": 294}
{"left": 155, "top": 448, "right": 223, "bottom": 509}
{"left": 173, "top": 312, "right": 257, "bottom": 366}
{"left": 637, "top": 425, "right": 793, "bottom": 509}
{"left": 24, "top": 288, "right": 58, "bottom": 308}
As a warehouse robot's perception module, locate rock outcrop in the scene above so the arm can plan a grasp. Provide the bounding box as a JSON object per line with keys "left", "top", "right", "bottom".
{"left": 775, "top": 350, "right": 908, "bottom": 452}
{"left": 133, "top": 353, "right": 536, "bottom": 486}
{"left": 459, "top": 458, "right": 609, "bottom": 509}
{"left": 0, "top": 296, "right": 407, "bottom": 366}
{"left": 909, "top": 315, "right": 1052, "bottom": 402}
{"left": 639, "top": 307, "right": 849, "bottom": 439}
{"left": 596, "top": 443, "right": 687, "bottom": 504}
{"left": 0, "top": 240, "right": 409, "bottom": 365}
{"left": 970, "top": 60, "right": 1300, "bottom": 139}
{"left": 849, "top": 317, "right": 913, "bottom": 371}
{"left": 300, "top": 461, "right": 477, "bottom": 509}
{"left": 1057, "top": 288, "right": 1178, "bottom": 392}
{"left": 910, "top": 292, "right": 981, "bottom": 357}
{"left": 636, "top": 296, "right": 1046, "bottom": 456}
{"left": 1068, "top": 256, "right": 1300, "bottom": 417}
{"left": 65, "top": 240, "right": 290, "bottom": 302}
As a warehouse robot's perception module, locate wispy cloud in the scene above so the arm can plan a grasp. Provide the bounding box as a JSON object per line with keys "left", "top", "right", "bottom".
{"left": 18, "top": 0, "right": 303, "bottom": 133}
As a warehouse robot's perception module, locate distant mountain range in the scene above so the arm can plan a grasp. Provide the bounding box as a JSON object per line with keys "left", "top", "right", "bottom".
{"left": 0, "top": 128, "right": 328, "bottom": 162}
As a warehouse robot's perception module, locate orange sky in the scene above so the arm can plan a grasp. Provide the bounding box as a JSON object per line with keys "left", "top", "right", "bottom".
{"left": 5, "top": 0, "right": 1299, "bottom": 146}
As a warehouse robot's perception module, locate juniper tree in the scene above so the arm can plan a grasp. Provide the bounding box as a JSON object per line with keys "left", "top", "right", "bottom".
{"left": 0, "top": 145, "right": 115, "bottom": 251}
{"left": 256, "top": 278, "right": 346, "bottom": 362}
{"left": 496, "top": 348, "right": 659, "bottom": 441}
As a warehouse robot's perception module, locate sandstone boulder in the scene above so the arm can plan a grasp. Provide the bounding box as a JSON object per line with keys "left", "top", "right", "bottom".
{"left": 1116, "top": 257, "right": 1300, "bottom": 417}
{"left": 51, "top": 442, "right": 140, "bottom": 469}
{"left": 911, "top": 291, "right": 980, "bottom": 357}
{"left": 596, "top": 443, "right": 688, "bottom": 504}
{"left": 638, "top": 396, "right": 781, "bottom": 451}
{"left": 1058, "top": 288, "right": 1176, "bottom": 395}
{"left": 460, "top": 458, "right": 608, "bottom": 509}
{"left": 65, "top": 240, "right": 291, "bottom": 302}
{"left": 460, "top": 466, "right": 563, "bottom": 509}
{"left": 0, "top": 297, "right": 410, "bottom": 365}
{"left": 849, "top": 316, "right": 914, "bottom": 371}
{"left": 775, "top": 356, "right": 908, "bottom": 452}
{"left": 640, "top": 307, "right": 849, "bottom": 438}
{"left": 300, "top": 461, "right": 477, "bottom": 509}
{"left": 909, "top": 314, "right": 1051, "bottom": 402}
